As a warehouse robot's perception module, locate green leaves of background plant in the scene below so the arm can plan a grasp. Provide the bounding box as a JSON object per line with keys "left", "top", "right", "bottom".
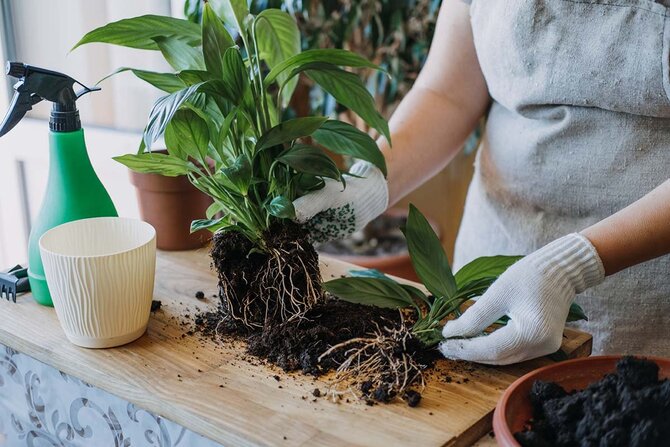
{"left": 403, "top": 204, "right": 457, "bottom": 299}
{"left": 323, "top": 277, "right": 416, "bottom": 309}
{"left": 72, "top": 15, "right": 201, "bottom": 51}
{"left": 312, "top": 121, "right": 387, "bottom": 176}
{"left": 113, "top": 153, "right": 194, "bottom": 177}
{"left": 254, "top": 9, "right": 301, "bottom": 108}
{"left": 202, "top": 3, "right": 235, "bottom": 78}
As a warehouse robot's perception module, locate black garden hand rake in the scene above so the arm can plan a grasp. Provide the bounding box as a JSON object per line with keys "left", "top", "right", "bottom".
{"left": 0, "top": 265, "right": 30, "bottom": 302}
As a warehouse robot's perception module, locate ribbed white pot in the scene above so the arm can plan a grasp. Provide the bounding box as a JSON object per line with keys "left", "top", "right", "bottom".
{"left": 40, "top": 217, "right": 156, "bottom": 348}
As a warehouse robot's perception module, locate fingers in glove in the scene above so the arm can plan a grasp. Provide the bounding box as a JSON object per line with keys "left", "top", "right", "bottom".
{"left": 441, "top": 296, "right": 506, "bottom": 339}
{"left": 439, "top": 321, "right": 527, "bottom": 365}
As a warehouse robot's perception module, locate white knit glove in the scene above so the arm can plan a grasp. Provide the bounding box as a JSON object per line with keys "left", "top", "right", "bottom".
{"left": 439, "top": 233, "right": 605, "bottom": 365}
{"left": 293, "top": 161, "right": 388, "bottom": 243}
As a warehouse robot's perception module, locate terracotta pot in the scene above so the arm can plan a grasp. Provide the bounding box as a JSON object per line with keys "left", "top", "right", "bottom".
{"left": 129, "top": 151, "right": 212, "bottom": 251}
{"left": 321, "top": 208, "right": 441, "bottom": 282}
{"left": 493, "top": 355, "right": 670, "bottom": 447}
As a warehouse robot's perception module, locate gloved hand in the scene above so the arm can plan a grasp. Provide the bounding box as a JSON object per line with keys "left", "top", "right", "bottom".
{"left": 439, "top": 233, "right": 605, "bottom": 365}
{"left": 293, "top": 161, "right": 388, "bottom": 243}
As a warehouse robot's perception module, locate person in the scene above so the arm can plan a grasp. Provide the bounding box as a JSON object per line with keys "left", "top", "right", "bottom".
{"left": 292, "top": 0, "right": 670, "bottom": 364}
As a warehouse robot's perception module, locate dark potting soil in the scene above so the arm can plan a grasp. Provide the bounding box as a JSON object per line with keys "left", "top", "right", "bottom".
{"left": 247, "top": 298, "right": 401, "bottom": 375}
{"left": 316, "top": 214, "right": 407, "bottom": 257}
{"left": 210, "top": 221, "right": 322, "bottom": 329}
{"left": 515, "top": 356, "right": 670, "bottom": 447}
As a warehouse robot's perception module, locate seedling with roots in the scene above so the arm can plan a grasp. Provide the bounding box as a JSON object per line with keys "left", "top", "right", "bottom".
{"left": 76, "top": 1, "right": 389, "bottom": 328}
{"left": 324, "top": 205, "right": 587, "bottom": 402}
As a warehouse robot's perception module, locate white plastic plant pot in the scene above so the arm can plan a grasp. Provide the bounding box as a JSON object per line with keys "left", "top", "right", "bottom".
{"left": 39, "top": 217, "right": 156, "bottom": 348}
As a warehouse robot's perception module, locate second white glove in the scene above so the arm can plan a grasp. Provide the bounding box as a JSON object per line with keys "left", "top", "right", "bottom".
{"left": 293, "top": 161, "right": 388, "bottom": 243}
{"left": 439, "top": 233, "right": 605, "bottom": 365}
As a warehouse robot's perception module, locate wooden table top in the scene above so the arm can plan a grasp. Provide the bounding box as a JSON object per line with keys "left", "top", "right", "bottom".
{"left": 0, "top": 249, "right": 592, "bottom": 446}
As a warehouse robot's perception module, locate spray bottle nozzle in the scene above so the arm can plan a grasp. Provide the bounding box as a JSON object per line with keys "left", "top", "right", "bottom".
{"left": 6, "top": 62, "right": 26, "bottom": 78}
{"left": 0, "top": 62, "right": 100, "bottom": 137}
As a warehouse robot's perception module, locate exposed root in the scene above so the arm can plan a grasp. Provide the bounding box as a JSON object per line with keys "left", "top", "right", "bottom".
{"left": 318, "top": 316, "right": 428, "bottom": 405}
{"left": 211, "top": 222, "right": 323, "bottom": 330}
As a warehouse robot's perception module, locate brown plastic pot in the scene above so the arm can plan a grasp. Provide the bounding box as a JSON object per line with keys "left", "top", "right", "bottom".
{"left": 324, "top": 208, "right": 441, "bottom": 282}
{"left": 493, "top": 355, "right": 670, "bottom": 447}
{"left": 129, "top": 150, "right": 212, "bottom": 251}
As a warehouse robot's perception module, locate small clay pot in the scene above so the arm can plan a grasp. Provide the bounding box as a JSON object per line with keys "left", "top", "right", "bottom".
{"left": 129, "top": 150, "right": 212, "bottom": 251}
{"left": 323, "top": 208, "right": 441, "bottom": 282}
{"left": 493, "top": 355, "right": 670, "bottom": 447}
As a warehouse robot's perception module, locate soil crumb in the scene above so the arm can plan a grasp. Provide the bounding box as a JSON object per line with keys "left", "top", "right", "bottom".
{"left": 515, "top": 356, "right": 670, "bottom": 447}
{"left": 195, "top": 291, "right": 205, "bottom": 299}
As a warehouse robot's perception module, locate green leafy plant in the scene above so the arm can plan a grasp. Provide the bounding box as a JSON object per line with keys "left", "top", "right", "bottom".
{"left": 320, "top": 204, "right": 586, "bottom": 401}
{"left": 324, "top": 204, "right": 525, "bottom": 347}
{"left": 326, "top": 205, "right": 587, "bottom": 347}
{"left": 74, "top": 0, "right": 390, "bottom": 327}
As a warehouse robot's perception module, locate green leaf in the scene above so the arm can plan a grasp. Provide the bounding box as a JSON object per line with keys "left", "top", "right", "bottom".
{"left": 266, "top": 195, "right": 295, "bottom": 219}
{"left": 254, "top": 10, "right": 301, "bottom": 108}
{"left": 98, "top": 68, "right": 186, "bottom": 93}
{"left": 209, "top": 0, "right": 250, "bottom": 35}
{"left": 221, "top": 47, "right": 248, "bottom": 105}
{"left": 454, "top": 255, "right": 523, "bottom": 289}
{"left": 143, "top": 83, "right": 203, "bottom": 150}
{"left": 206, "top": 202, "right": 223, "bottom": 219}
{"left": 153, "top": 36, "right": 205, "bottom": 71}
{"left": 403, "top": 204, "right": 457, "bottom": 299}
{"left": 567, "top": 302, "right": 588, "bottom": 322}
{"left": 312, "top": 120, "right": 387, "bottom": 176}
{"left": 324, "top": 277, "right": 415, "bottom": 309}
{"left": 349, "top": 269, "right": 429, "bottom": 305}
{"left": 221, "top": 155, "right": 252, "bottom": 195}
{"left": 306, "top": 66, "right": 391, "bottom": 144}
{"left": 191, "top": 217, "right": 228, "bottom": 233}
{"left": 202, "top": 3, "right": 235, "bottom": 78}
{"left": 278, "top": 144, "right": 341, "bottom": 180}
{"left": 72, "top": 15, "right": 201, "bottom": 51}
{"left": 264, "top": 49, "right": 381, "bottom": 87}
{"left": 113, "top": 153, "right": 194, "bottom": 177}
{"left": 256, "top": 116, "right": 328, "bottom": 151}
{"left": 164, "top": 109, "right": 209, "bottom": 163}
{"left": 295, "top": 174, "right": 325, "bottom": 195}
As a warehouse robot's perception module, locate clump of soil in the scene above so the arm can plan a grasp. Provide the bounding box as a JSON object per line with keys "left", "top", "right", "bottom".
{"left": 317, "top": 214, "right": 407, "bottom": 257}
{"left": 211, "top": 221, "right": 322, "bottom": 330}
{"left": 246, "top": 299, "right": 400, "bottom": 376}
{"left": 195, "top": 296, "right": 434, "bottom": 405}
{"left": 515, "top": 357, "right": 670, "bottom": 447}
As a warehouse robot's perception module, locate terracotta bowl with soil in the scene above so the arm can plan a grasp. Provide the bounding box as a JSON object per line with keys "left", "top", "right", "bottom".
{"left": 493, "top": 355, "right": 670, "bottom": 447}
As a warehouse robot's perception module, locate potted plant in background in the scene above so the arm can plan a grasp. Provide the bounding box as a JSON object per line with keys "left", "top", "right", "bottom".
{"left": 75, "top": 0, "right": 389, "bottom": 329}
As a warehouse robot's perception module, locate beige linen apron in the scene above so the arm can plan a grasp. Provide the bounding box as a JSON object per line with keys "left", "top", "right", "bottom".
{"left": 455, "top": 0, "right": 670, "bottom": 355}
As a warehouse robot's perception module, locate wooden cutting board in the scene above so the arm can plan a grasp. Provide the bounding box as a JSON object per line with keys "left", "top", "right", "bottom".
{"left": 0, "top": 249, "right": 591, "bottom": 447}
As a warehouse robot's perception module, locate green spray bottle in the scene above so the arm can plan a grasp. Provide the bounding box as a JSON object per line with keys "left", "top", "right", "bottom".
{"left": 0, "top": 62, "right": 117, "bottom": 306}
